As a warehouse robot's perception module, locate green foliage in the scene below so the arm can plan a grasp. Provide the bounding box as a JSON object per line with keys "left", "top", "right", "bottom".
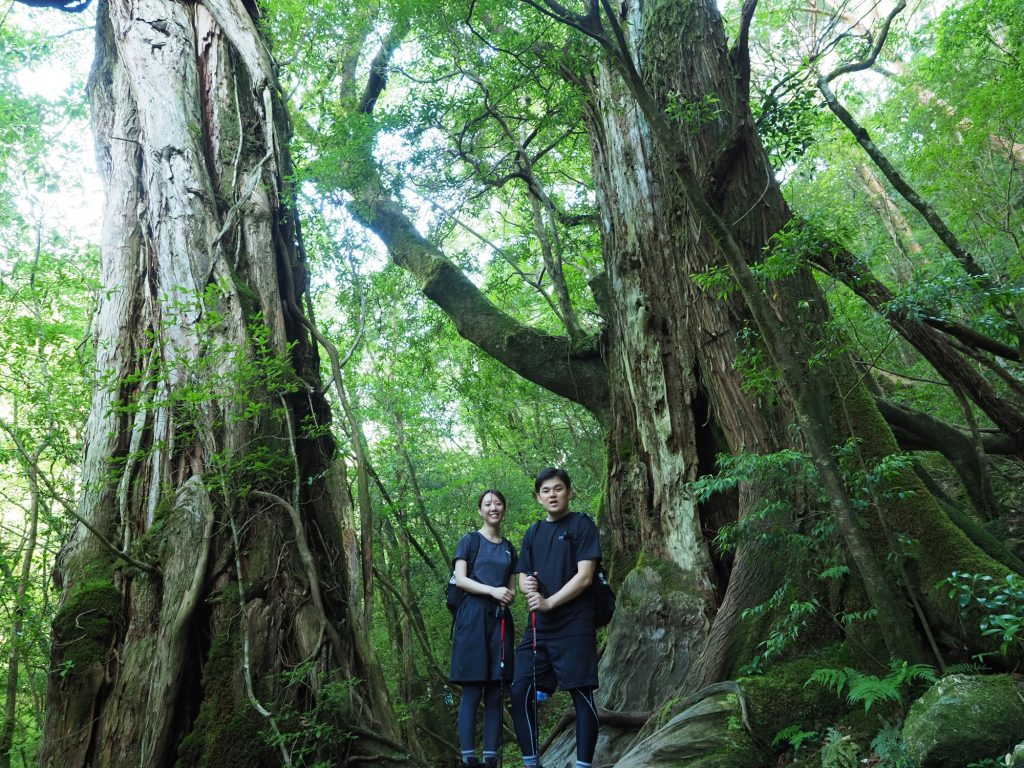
{"left": 772, "top": 724, "right": 819, "bottom": 752}
{"left": 821, "top": 727, "right": 860, "bottom": 768}
{"left": 806, "top": 660, "right": 937, "bottom": 713}
{"left": 665, "top": 91, "right": 723, "bottom": 133}
{"left": 754, "top": 77, "right": 828, "bottom": 167}
{"left": 269, "top": 665, "right": 367, "bottom": 766}
{"left": 946, "top": 571, "right": 1024, "bottom": 656}
{"left": 692, "top": 439, "right": 920, "bottom": 670}
{"left": 5, "top": 0, "right": 1023, "bottom": 762}
{"left": 871, "top": 723, "right": 918, "bottom": 768}
{"left": 740, "top": 587, "right": 821, "bottom": 672}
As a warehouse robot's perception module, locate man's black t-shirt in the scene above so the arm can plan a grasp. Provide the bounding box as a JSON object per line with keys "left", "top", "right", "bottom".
{"left": 517, "top": 512, "right": 601, "bottom": 637}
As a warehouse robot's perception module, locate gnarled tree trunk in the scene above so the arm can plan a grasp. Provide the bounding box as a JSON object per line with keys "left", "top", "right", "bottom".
{"left": 586, "top": 0, "right": 802, "bottom": 693}
{"left": 38, "top": 0, "right": 397, "bottom": 765}
{"left": 545, "top": 0, "right": 1017, "bottom": 760}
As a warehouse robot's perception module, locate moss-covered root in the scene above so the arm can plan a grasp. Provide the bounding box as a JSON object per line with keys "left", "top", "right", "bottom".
{"left": 174, "top": 625, "right": 275, "bottom": 768}
{"left": 614, "top": 689, "right": 765, "bottom": 768}
{"left": 737, "top": 645, "right": 860, "bottom": 745}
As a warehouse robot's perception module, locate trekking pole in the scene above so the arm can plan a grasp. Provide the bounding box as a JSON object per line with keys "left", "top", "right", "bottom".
{"left": 498, "top": 611, "right": 506, "bottom": 768}
{"left": 531, "top": 606, "right": 538, "bottom": 759}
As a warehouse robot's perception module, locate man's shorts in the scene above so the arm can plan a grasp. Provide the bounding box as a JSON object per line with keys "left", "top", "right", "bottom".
{"left": 512, "top": 632, "right": 598, "bottom": 691}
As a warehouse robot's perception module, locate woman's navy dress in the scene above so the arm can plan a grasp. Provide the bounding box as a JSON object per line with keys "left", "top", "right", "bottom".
{"left": 449, "top": 532, "right": 517, "bottom": 683}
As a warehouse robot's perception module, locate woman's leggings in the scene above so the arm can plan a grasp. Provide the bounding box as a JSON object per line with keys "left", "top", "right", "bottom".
{"left": 459, "top": 682, "right": 504, "bottom": 762}
{"left": 510, "top": 682, "right": 599, "bottom": 765}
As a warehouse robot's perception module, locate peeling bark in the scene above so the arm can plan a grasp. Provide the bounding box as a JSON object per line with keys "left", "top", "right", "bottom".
{"left": 582, "top": 0, "right": 791, "bottom": 690}
{"left": 39, "top": 0, "right": 397, "bottom": 764}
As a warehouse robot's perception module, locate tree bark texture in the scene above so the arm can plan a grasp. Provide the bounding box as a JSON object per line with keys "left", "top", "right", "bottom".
{"left": 39, "top": 1, "right": 396, "bottom": 765}
{"left": 572, "top": 0, "right": 1013, "bottom": 715}
{"left": 581, "top": 0, "right": 798, "bottom": 696}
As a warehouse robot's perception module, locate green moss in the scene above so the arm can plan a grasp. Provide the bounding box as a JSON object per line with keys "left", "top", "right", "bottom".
{"left": 175, "top": 622, "right": 276, "bottom": 768}
{"left": 634, "top": 551, "right": 691, "bottom": 593}
{"left": 832, "top": 372, "right": 1011, "bottom": 644}
{"left": 230, "top": 273, "right": 261, "bottom": 321}
{"left": 129, "top": 486, "right": 177, "bottom": 563}
{"left": 50, "top": 566, "right": 124, "bottom": 678}
{"left": 902, "top": 674, "right": 1024, "bottom": 768}
{"left": 739, "top": 644, "right": 856, "bottom": 741}
{"left": 602, "top": 433, "right": 643, "bottom": 584}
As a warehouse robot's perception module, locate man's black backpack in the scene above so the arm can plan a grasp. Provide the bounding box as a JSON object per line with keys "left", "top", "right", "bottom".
{"left": 446, "top": 533, "right": 481, "bottom": 616}
{"left": 590, "top": 563, "right": 616, "bottom": 628}
{"left": 566, "top": 513, "right": 616, "bottom": 628}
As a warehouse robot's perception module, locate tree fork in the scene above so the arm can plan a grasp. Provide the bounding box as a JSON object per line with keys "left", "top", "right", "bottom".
{"left": 539, "top": 0, "right": 926, "bottom": 663}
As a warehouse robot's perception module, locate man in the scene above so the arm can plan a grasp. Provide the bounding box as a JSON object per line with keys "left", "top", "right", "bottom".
{"left": 511, "top": 467, "right": 600, "bottom": 768}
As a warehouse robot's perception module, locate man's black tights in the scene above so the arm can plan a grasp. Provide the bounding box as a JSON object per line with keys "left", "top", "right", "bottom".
{"left": 510, "top": 682, "right": 599, "bottom": 766}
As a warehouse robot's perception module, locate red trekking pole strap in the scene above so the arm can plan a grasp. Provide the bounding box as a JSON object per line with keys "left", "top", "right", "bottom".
{"left": 499, "top": 615, "right": 506, "bottom": 668}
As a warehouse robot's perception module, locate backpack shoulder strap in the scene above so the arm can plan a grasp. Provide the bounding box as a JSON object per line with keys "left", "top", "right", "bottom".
{"left": 569, "top": 513, "right": 602, "bottom": 567}
{"left": 519, "top": 521, "right": 540, "bottom": 572}
{"left": 465, "top": 532, "right": 482, "bottom": 578}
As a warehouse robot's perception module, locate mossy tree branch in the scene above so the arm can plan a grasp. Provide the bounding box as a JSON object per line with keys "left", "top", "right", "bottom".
{"left": 811, "top": 242, "right": 1024, "bottom": 453}
{"left": 345, "top": 162, "right": 610, "bottom": 416}
{"left": 341, "top": 25, "right": 610, "bottom": 418}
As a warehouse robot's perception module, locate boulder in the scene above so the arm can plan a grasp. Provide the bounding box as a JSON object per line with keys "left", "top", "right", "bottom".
{"left": 901, "top": 674, "right": 1024, "bottom": 768}
{"left": 539, "top": 561, "right": 714, "bottom": 768}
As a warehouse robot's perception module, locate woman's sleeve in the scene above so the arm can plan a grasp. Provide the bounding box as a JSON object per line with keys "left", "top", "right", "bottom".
{"left": 452, "top": 533, "right": 472, "bottom": 562}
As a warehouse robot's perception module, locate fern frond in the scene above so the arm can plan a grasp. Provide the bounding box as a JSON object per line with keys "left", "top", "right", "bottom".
{"left": 889, "top": 661, "right": 937, "bottom": 687}
{"left": 821, "top": 727, "right": 859, "bottom": 768}
{"left": 805, "top": 667, "right": 849, "bottom": 695}
{"left": 846, "top": 674, "right": 902, "bottom": 712}
{"left": 870, "top": 723, "right": 919, "bottom": 766}
{"left": 772, "top": 724, "right": 819, "bottom": 751}
{"left": 944, "top": 661, "right": 985, "bottom": 676}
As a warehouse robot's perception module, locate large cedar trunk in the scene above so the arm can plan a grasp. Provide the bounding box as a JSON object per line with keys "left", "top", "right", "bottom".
{"left": 39, "top": 0, "right": 396, "bottom": 765}
{"left": 563, "top": 0, "right": 1016, "bottom": 753}
{"left": 590, "top": 0, "right": 798, "bottom": 702}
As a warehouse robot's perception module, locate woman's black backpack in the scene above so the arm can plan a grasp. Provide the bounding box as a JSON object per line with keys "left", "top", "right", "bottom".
{"left": 445, "top": 534, "right": 482, "bottom": 616}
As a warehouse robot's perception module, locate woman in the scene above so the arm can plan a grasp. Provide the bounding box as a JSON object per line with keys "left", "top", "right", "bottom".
{"left": 450, "top": 489, "right": 517, "bottom": 767}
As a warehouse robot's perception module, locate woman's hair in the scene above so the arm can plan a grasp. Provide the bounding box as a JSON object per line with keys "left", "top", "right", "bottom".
{"left": 477, "top": 488, "right": 507, "bottom": 509}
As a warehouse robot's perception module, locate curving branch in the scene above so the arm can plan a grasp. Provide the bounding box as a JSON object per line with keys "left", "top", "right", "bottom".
{"left": 0, "top": 418, "right": 159, "bottom": 576}
{"left": 338, "top": 14, "right": 610, "bottom": 416}
{"left": 14, "top": 0, "right": 91, "bottom": 11}
{"left": 923, "top": 318, "right": 1020, "bottom": 362}
{"left": 811, "top": 238, "right": 1024, "bottom": 453}
{"left": 875, "top": 397, "right": 1006, "bottom": 518}
{"left": 820, "top": 0, "right": 906, "bottom": 83}
{"left": 817, "top": 1, "right": 994, "bottom": 286}
{"left": 731, "top": 0, "right": 760, "bottom": 104}
{"left": 346, "top": 168, "right": 609, "bottom": 415}
{"left": 358, "top": 21, "right": 409, "bottom": 115}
